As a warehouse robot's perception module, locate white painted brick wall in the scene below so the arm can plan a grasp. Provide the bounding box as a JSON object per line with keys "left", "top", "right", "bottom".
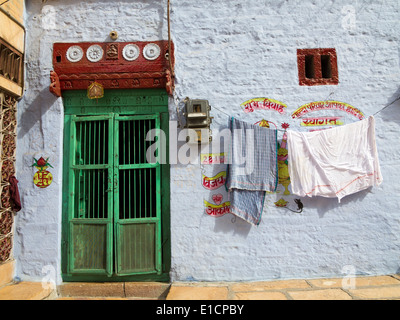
{"left": 15, "top": 0, "right": 400, "bottom": 283}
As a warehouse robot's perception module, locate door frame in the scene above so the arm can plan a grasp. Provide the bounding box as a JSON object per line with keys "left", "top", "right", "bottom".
{"left": 61, "top": 89, "right": 170, "bottom": 282}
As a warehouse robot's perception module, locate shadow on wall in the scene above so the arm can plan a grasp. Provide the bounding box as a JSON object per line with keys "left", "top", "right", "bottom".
{"left": 300, "top": 188, "right": 371, "bottom": 218}
{"left": 213, "top": 213, "right": 252, "bottom": 238}
{"left": 17, "top": 88, "right": 59, "bottom": 141}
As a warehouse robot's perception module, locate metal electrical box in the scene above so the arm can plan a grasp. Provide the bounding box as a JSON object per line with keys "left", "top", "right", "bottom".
{"left": 184, "top": 99, "right": 212, "bottom": 144}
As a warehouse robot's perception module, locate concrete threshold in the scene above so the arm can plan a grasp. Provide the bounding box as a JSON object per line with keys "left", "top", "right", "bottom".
{"left": 57, "top": 282, "right": 171, "bottom": 300}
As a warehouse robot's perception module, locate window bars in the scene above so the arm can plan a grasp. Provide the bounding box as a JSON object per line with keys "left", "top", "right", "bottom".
{"left": 0, "top": 92, "right": 17, "bottom": 263}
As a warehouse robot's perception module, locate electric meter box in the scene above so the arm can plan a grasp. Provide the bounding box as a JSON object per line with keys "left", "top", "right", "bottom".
{"left": 184, "top": 99, "right": 212, "bottom": 144}
{"left": 185, "top": 99, "right": 211, "bottom": 128}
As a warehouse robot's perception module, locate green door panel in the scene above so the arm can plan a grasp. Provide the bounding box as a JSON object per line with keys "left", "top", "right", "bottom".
{"left": 114, "top": 115, "right": 162, "bottom": 276}
{"left": 68, "top": 115, "right": 114, "bottom": 276}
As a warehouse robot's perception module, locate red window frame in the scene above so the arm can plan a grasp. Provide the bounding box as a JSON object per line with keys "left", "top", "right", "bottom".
{"left": 297, "top": 48, "right": 338, "bottom": 86}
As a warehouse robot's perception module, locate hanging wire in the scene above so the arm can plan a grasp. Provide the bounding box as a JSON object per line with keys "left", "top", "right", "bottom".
{"left": 167, "top": 0, "right": 175, "bottom": 78}
{"left": 373, "top": 96, "right": 400, "bottom": 116}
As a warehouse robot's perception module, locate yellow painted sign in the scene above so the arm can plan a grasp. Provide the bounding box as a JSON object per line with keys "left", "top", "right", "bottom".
{"left": 202, "top": 171, "right": 226, "bottom": 190}
{"left": 33, "top": 170, "right": 53, "bottom": 188}
{"left": 292, "top": 101, "right": 365, "bottom": 120}
{"left": 300, "top": 117, "right": 344, "bottom": 127}
{"left": 200, "top": 153, "right": 225, "bottom": 164}
{"left": 240, "top": 98, "right": 287, "bottom": 114}
{"left": 204, "top": 200, "right": 230, "bottom": 217}
{"left": 32, "top": 157, "right": 53, "bottom": 188}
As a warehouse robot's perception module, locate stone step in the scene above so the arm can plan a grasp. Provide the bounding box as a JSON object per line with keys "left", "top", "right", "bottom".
{"left": 0, "top": 281, "right": 55, "bottom": 300}
{"left": 0, "top": 261, "right": 54, "bottom": 300}
{"left": 0, "top": 260, "right": 15, "bottom": 287}
{"left": 58, "top": 282, "right": 171, "bottom": 299}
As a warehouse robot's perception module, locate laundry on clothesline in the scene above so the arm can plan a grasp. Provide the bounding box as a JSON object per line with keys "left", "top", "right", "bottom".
{"left": 226, "top": 117, "right": 278, "bottom": 225}
{"left": 287, "top": 115, "right": 383, "bottom": 202}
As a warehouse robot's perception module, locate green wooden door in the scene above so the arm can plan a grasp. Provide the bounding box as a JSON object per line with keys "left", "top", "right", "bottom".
{"left": 68, "top": 115, "right": 114, "bottom": 276}
{"left": 114, "top": 115, "right": 162, "bottom": 275}
{"left": 62, "top": 89, "right": 170, "bottom": 281}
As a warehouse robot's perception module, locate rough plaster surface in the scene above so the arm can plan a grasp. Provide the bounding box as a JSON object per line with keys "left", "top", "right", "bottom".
{"left": 15, "top": 0, "right": 400, "bottom": 283}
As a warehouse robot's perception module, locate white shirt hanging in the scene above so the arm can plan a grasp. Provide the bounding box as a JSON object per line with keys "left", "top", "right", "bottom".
{"left": 287, "top": 116, "right": 383, "bottom": 202}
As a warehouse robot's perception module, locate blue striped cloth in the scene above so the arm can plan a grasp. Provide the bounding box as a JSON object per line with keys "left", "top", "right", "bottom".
{"left": 227, "top": 118, "right": 278, "bottom": 225}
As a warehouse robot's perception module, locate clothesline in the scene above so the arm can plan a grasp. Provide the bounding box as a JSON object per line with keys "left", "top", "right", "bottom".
{"left": 372, "top": 96, "right": 400, "bottom": 116}
{"left": 211, "top": 96, "right": 400, "bottom": 132}
{"left": 226, "top": 112, "right": 382, "bottom": 225}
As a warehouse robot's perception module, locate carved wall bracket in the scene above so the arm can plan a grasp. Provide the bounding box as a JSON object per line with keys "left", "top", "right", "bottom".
{"left": 49, "top": 70, "right": 61, "bottom": 97}
{"left": 50, "top": 41, "right": 175, "bottom": 96}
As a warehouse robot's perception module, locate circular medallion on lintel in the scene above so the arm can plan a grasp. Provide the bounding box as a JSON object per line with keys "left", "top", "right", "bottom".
{"left": 86, "top": 44, "right": 104, "bottom": 62}
{"left": 122, "top": 44, "right": 140, "bottom": 61}
{"left": 143, "top": 43, "right": 161, "bottom": 60}
{"left": 66, "top": 45, "right": 83, "bottom": 62}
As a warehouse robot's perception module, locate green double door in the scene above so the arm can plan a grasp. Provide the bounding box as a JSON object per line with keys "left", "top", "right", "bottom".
{"left": 62, "top": 90, "right": 170, "bottom": 281}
